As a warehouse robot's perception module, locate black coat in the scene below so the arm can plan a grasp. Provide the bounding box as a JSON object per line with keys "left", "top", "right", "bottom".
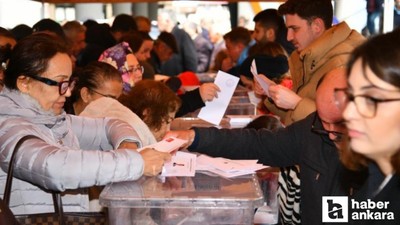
{"left": 189, "top": 112, "right": 367, "bottom": 224}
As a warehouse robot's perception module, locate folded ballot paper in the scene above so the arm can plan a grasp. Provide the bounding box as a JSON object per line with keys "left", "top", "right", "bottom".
{"left": 137, "top": 137, "right": 188, "bottom": 153}
{"left": 196, "top": 154, "right": 268, "bottom": 178}
{"left": 251, "top": 59, "right": 275, "bottom": 96}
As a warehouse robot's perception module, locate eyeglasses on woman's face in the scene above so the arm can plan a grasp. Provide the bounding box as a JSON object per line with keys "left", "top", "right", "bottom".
{"left": 334, "top": 88, "right": 400, "bottom": 118}
{"left": 29, "top": 74, "right": 77, "bottom": 95}
{"left": 311, "top": 113, "right": 344, "bottom": 142}
{"left": 122, "top": 65, "right": 144, "bottom": 74}
{"left": 89, "top": 88, "right": 118, "bottom": 99}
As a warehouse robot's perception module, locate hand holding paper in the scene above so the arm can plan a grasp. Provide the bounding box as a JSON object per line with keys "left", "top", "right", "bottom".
{"left": 251, "top": 59, "right": 276, "bottom": 97}
{"left": 137, "top": 137, "right": 188, "bottom": 153}
{"left": 268, "top": 85, "right": 302, "bottom": 110}
{"left": 198, "top": 71, "right": 239, "bottom": 125}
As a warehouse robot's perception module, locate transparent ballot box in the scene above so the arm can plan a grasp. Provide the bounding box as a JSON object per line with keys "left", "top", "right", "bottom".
{"left": 100, "top": 173, "right": 264, "bottom": 225}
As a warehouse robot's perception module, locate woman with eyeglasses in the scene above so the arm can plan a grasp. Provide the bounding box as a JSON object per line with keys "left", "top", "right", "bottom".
{"left": 68, "top": 61, "right": 158, "bottom": 147}
{"left": 0, "top": 33, "right": 171, "bottom": 215}
{"left": 65, "top": 61, "right": 124, "bottom": 115}
{"left": 336, "top": 30, "right": 400, "bottom": 224}
{"left": 99, "top": 42, "right": 143, "bottom": 93}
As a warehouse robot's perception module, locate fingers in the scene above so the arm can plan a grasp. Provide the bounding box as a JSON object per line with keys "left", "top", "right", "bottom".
{"left": 200, "top": 83, "right": 220, "bottom": 102}
{"left": 142, "top": 150, "right": 172, "bottom": 176}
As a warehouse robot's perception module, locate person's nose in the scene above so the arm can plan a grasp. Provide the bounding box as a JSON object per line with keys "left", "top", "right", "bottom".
{"left": 287, "top": 29, "right": 294, "bottom": 42}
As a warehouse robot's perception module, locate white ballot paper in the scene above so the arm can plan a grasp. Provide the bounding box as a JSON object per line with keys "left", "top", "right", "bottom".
{"left": 198, "top": 71, "right": 239, "bottom": 125}
{"left": 196, "top": 154, "right": 268, "bottom": 178}
{"left": 251, "top": 59, "right": 273, "bottom": 96}
{"left": 161, "top": 151, "right": 197, "bottom": 177}
{"left": 137, "top": 137, "right": 187, "bottom": 153}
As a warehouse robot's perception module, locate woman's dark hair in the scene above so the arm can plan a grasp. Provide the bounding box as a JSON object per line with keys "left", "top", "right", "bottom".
{"left": 121, "top": 30, "right": 153, "bottom": 53}
{"left": 341, "top": 30, "right": 400, "bottom": 173}
{"left": 68, "top": 61, "right": 122, "bottom": 106}
{"left": 118, "top": 80, "right": 181, "bottom": 132}
{"left": 0, "top": 44, "right": 12, "bottom": 68}
{"left": 0, "top": 27, "right": 15, "bottom": 40}
{"left": 4, "top": 32, "right": 69, "bottom": 90}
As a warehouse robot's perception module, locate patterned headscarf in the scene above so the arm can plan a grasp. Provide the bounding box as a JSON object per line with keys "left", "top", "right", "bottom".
{"left": 99, "top": 42, "right": 134, "bottom": 91}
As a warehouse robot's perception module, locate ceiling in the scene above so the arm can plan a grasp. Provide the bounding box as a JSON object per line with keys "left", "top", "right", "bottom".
{"left": 32, "top": 0, "right": 284, "bottom": 3}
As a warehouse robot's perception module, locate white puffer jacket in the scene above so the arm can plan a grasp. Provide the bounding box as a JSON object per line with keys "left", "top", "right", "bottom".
{"left": 0, "top": 88, "right": 143, "bottom": 214}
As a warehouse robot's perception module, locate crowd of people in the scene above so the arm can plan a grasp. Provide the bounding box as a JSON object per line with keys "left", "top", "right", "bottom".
{"left": 0, "top": 0, "right": 399, "bottom": 224}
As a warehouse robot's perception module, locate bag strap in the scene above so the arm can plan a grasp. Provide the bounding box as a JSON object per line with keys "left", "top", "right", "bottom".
{"left": 3, "top": 135, "right": 66, "bottom": 225}
{"left": 4, "top": 135, "right": 38, "bottom": 206}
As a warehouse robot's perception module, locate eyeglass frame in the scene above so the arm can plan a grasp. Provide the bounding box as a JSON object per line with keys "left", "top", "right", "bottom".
{"left": 334, "top": 88, "right": 400, "bottom": 118}
{"left": 89, "top": 88, "right": 118, "bottom": 99}
{"left": 29, "top": 74, "right": 77, "bottom": 95}
{"left": 122, "top": 65, "right": 144, "bottom": 74}
{"left": 311, "top": 113, "right": 344, "bottom": 142}
{"left": 163, "top": 115, "right": 174, "bottom": 124}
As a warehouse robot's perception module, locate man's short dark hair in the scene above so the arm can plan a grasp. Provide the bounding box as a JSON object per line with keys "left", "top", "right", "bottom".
{"left": 278, "top": 0, "right": 333, "bottom": 29}
{"left": 223, "top": 27, "right": 251, "bottom": 46}
{"left": 111, "top": 14, "right": 138, "bottom": 32}
{"left": 253, "top": 9, "right": 285, "bottom": 32}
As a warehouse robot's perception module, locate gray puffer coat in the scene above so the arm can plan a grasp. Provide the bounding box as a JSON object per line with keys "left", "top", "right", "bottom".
{"left": 0, "top": 88, "right": 143, "bottom": 214}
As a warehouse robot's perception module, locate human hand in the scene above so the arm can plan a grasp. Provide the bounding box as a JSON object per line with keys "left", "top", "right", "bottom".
{"left": 253, "top": 75, "right": 276, "bottom": 96}
{"left": 140, "top": 148, "right": 172, "bottom": 176}
{"left": 268, "top": 85, "right": 301, "bottom": 110}
{"left": 118, "top": 141, "right": 138, "bottom": 150}
{"left": 199, "top": 83, "right": 220, "bottom": 102}
{"left": 164, "top": 130, "right": 195, "bottom": 149}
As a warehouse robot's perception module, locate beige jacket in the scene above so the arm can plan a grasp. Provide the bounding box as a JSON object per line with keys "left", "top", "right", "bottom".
{"left": 265, "top": 22, "right": 365, "bottom": 125}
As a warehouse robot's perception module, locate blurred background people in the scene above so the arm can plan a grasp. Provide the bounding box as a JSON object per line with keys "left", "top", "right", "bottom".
{"left": 221, "top": 27, "right": 254, "bottom": 77}
{"left": 110, "top": 14, "right": 138, "bottom": 43}
{"left": 10, "top": 24, "right": 32, "bottom": 41}
{"left": 364, "top": 0, "right": 384, "bottom": 36}
{"left": 63, "top": 20, "right": 87, "bottom": 67}
{"left": 135, "top": 15, "right": 152, "bottom": 33}
{"left": 157, "top": 8, "right": 198, "bottom": 76}
{"left": 183, "top": 21, "right": 213, "bottom": 73}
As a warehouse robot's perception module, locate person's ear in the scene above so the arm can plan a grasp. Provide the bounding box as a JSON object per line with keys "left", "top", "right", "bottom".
{"left": 16, "top": 76, "right": 30, "bottom": 93}
{"left": 80, "top": 87, "right": 92, "bottom": 103}
{"left": 265, "top": 28, "right": 276, "bottom": 41}
{"left": 311, "top": 18, "right": 325, "bottom": 35}
{"left": 142, "top": 108, "right": 152, "bottom": 124}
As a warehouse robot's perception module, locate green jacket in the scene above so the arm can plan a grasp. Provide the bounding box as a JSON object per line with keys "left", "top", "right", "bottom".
{"left": 265, "top": 22, "right": 365, "bottom": 125}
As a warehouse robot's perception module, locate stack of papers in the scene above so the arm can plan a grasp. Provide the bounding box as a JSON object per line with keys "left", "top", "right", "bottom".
{"left": 140, "top": 138, "right": 267, "bottom": 178}
{"left": 196, "top": 154, "right": 268, "bottom": 178}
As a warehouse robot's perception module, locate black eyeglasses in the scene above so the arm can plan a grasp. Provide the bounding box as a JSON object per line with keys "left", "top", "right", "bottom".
{"left": 334, "top": 88, "right": 400, "bottom": 118}
{"left": 90, "top": 89, "right": 118, "bottom": 99}
{"left": 311, "top": 114, "right": 343, "bottom": 142}
{"left": 122, "top": 65, "right": 144, "bottom": 74}
{"left": 30, "top": 74, "right": 76, "bottom": 95}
